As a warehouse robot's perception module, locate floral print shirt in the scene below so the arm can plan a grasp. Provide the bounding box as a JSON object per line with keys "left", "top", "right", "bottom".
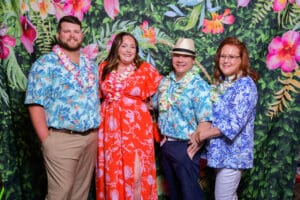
{"left": 153, "top": 68, "right": 213, "bottom": 140}
{"left": 24, "top": 52, "right": 101, "bottom": 132}
{"left": 207, "top": 76, "right": 258, "bottom": 169}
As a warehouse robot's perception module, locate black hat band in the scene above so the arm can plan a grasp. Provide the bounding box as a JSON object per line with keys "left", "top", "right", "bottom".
{"left": 172, "top": 48, "right": 195, "bottom": 55}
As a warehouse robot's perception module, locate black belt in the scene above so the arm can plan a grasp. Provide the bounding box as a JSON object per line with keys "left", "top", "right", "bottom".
{"left": 48, "top": 127, "right": 97, "bottom": 136}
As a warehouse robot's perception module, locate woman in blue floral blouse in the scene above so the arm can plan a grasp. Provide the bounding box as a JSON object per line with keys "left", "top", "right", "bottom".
{"left": 195, "top": 37, "right": 259, "bottom": 200}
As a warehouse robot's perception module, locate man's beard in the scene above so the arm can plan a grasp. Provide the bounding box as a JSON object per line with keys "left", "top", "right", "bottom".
{"left": 57, "top": 39, "right": 82, "bottom": 51}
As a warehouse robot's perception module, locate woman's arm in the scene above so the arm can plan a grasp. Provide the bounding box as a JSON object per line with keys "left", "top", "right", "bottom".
{"left": 187, "top": 121, "right": 211, "bottom": 159}
{"left": 195, "top": 126, "right": 221, "bottom": 144}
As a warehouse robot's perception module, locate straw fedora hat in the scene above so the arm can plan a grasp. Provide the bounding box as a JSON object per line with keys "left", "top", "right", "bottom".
{"left": 171, "top": 38, "right": 196, "bottom": 57}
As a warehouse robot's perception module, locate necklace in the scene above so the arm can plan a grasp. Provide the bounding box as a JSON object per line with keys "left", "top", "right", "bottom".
{"left": 159, "top": 67, "right": 199, "bottom": 112}
{"left": 106, "top": 64, "right": 136, "bottom": 102}
{"left": 211, "top": 75, "right": 236, "bottom": 103}
{"left": 52, "top": 45, "right": 95, "bottom": 89}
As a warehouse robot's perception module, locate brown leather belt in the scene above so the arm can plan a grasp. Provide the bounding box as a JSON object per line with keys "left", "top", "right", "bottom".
{"left": 48, "top": 127, "right": 97, "bottom": 136}
{"left": 165, "top": 136, "right": 187, "bottom": 141}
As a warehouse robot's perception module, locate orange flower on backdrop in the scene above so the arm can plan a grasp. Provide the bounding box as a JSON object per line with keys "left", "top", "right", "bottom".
{"left": 140, "top": 20, "right": 157, "bottom": 44}
{"left": 202, "top": 8, "right": 235, "bottom": 34}
{"left": 29, "top": 0, "right": 55, "bottom": 19}
{"left": 20, "top": 0, "right": 30, "bottom": 14}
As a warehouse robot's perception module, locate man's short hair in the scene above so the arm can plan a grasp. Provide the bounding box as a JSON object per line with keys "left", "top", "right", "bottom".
{"left": 57, "top": 15, "right": 82, "bottom": 32}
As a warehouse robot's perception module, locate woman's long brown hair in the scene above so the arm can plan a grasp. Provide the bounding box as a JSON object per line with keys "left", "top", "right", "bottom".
{"left": 101, "top": 32, "right": 143, "bottom": 81}
{"left": 214, "top": 37, "right": 259, "bottom": 83}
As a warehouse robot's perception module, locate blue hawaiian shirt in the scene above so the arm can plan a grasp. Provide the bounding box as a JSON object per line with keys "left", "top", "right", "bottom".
{"left": 153, "top": 68, "right": 212, "bottom": 140}
{"left": 24, "top": 51, "right": 101, "bottom": 132}
{"left": 207, "top": 76, "right": 258, "bottom": 169}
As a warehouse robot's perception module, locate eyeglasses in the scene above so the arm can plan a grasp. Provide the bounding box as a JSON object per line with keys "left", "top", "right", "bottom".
{"left": 220, "top": 55, "right": 240, "bottom": 61}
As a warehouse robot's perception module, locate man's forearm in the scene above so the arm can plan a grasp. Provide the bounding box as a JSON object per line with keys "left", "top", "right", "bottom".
{"left": 28, "top": 105, "right": 49, "bottom": 142}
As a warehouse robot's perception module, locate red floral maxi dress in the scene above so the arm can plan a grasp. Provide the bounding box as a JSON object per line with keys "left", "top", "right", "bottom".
{"left": 96, "top": 61, "right": 161, "bottom": 200}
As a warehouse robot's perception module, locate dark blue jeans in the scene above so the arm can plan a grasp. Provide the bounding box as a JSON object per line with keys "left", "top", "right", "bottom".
{"left": 161, "top": 141, "right": 204, "bottom": 200}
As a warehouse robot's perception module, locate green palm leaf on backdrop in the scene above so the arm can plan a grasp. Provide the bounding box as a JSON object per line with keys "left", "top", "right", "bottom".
{"left": 278, "top": 4, "right": 300, "bottom": 29}
{"left": 30, "top": 13, "right": 56, "bottom": 55}
{"left": 250, "top": 0, "right": 273, "bottom": 28}
{"left": 3, "top": 48, "right": 27, "bottom": 92}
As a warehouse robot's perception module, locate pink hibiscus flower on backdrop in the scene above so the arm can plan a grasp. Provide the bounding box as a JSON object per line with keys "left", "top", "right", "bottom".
{"left": 52, "top": 0, "right": 65, "bottom": 20}
{"left": 266, "top": 30, "right": 300, "bottom": 72}
{"left": 63, "top": 0, "right": 91, "bottom": 20}
{"left": 273, "top": 0, "right": 300, "bottom": 12}
{"left": 20, "top": 16, "right": 37, "bottom": 54}
{"left": 82, "top": 43, "right": 99, "bottom": 60}
{"left": 0, "top": 23, "right": 16, "bottom": 59}
{"left": 202, "top": 9, "right": 235, "bottom": 34}
{"left": 104, "top": 0, "right": 119, "bottom": 19}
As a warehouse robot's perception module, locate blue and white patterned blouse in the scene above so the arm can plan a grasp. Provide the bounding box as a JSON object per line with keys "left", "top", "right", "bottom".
{"left": 24, "top": 51, "right": 101, "bottom": 132}
{"left": 153, "top": 67, "right": 212, "bottom": 140}
{"left": 207, "top": 76, "right": 258, "bottom": 169}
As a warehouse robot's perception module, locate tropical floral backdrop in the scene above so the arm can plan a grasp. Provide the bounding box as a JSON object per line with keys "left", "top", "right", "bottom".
{"left": 0, "top": 0, "right": 300, "bottom": 199}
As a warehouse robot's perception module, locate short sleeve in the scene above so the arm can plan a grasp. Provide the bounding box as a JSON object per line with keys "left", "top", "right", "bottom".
{"left": 24, "top": 56, "right": 51, "bottom": 107}
{"left": 142, "top": 62, "right": 162, "bottom": 97}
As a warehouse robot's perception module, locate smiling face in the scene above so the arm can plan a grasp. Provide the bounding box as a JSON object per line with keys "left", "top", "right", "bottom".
{"left": 56, "top": 22, "right": 83, "bottom": 51}
{"left": 219, "top": 44, "right": 241, "bottom": 77}
{"left": 172, "top": 53, "right": 195, "bottom": 80}
{"left": 118, "top": 35, "right": 137, "bottom": 66}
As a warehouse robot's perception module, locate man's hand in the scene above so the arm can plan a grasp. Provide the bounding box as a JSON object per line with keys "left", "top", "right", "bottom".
{"left": 187, "top": 132, "right": 203, "bottom": 159}
{"left": 194, "top": 121, "right": 211, "bottom": 144}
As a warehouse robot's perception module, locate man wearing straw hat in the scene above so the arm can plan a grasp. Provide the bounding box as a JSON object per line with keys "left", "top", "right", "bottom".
{"left": 153, "top": 38, "right": 212, "bottom": 199}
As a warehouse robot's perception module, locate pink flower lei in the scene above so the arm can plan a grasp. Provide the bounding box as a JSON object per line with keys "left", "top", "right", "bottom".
{"left": 106, "top": 64, "right": 136, "bottom": 102}
{"left": 52, "top": 45, "right": 95, "bottom": 89}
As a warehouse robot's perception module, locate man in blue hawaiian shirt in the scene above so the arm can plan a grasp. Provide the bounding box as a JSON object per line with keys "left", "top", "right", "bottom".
{"left": 25, "top": 15, "right": 100, "bottom": 200}
{"left": 153, "top": 38, "right": 212, "bottom": 200}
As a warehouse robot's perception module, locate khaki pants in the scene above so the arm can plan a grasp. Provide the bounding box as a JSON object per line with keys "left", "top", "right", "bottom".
{"left": 41, "top": 129, "right": 97, "bottom": 200}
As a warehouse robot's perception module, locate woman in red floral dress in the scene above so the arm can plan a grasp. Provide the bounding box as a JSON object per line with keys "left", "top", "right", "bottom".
{"left": 96, "top": 32, "right": 162, "bottom": 200}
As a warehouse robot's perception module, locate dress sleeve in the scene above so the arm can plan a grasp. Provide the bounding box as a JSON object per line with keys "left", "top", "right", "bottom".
{"left": 142, "top": 62, "right": 162, "bottom": 98}
{"left": 98, "top": 61, "right": 107, "bottom": 99}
